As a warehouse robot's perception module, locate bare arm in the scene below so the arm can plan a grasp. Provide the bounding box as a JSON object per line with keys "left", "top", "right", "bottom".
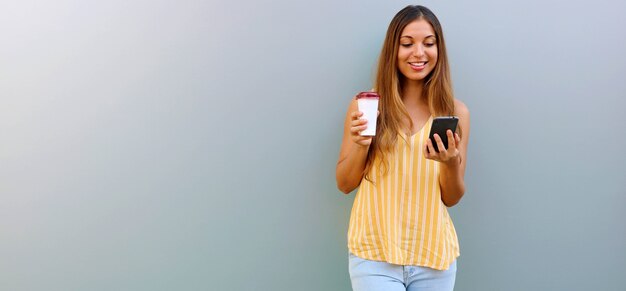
{"left": 424, "top": 100, "right": 470, "bottom": 207}
{"left": 335, "top": 98, "right": 374, "bottom": 194}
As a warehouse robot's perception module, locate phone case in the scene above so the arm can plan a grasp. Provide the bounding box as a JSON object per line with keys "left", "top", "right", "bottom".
{"left": 428, "top": 116, "right": 459, "bottom": 153}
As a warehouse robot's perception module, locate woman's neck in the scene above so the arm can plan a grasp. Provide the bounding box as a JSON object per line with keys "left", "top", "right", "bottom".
{"left": 401, "top": 80, "right": 427, "bottom": 107}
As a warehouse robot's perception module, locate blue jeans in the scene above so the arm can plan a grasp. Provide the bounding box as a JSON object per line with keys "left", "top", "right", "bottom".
{"left": 348, "top": 253, "right": 457, "bottom": 291}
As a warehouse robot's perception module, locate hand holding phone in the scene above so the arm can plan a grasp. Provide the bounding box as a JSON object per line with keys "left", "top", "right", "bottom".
{"left": 428, "top": 116, "right": 459, "bottom": 153}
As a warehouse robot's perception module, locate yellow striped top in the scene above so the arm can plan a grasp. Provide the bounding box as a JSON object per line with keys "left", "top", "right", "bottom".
{"left": 347, "top": 116, "right": 460, "bottom": 270}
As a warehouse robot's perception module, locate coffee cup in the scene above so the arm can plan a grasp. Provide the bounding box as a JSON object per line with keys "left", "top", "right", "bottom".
{"left": 356, "top": 92, "right": 380, "bottom": 136}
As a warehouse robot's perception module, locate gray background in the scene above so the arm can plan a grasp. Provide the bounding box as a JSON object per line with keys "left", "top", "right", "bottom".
{"left": 1, "top": 0, "right": 625, "bottom": 290}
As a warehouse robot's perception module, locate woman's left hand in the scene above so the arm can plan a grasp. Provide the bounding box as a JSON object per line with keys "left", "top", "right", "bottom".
{"left": 424, "top": 130, "right": 461, "bottom": 165}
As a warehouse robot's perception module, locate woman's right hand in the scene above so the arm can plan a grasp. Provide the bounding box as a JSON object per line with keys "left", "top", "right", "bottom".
{"left": 336, "top": 99, "right": 377, "bottom": 193}
{"left": 349, "top": 111, "right": 376, "bottom": 147}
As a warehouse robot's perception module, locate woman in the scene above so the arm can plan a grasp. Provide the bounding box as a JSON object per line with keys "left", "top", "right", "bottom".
{"left": 336, "top": 5, "right": 470, "bottom": 291}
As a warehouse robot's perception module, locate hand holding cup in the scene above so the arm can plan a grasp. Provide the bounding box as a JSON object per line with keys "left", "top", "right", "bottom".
{"left": 350, "top": 92, "right": 380, "bottom": 147}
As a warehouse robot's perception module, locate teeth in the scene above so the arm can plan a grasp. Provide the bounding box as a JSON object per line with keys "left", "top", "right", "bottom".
{"left": 411, "top": 62, "right": 426, "bottom": 66}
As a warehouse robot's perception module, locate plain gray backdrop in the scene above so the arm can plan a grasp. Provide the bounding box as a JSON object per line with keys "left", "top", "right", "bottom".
{"left": 1, "top": 0, "right": 625, "bottom": 290}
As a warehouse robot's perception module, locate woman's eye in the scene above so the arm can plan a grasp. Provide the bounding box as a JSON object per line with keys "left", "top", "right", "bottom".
{"left": 425, "top": 43, "right": 435, "bottom": 47}
{"left": 400, "top": 43, "right": 413, "bottom": 47}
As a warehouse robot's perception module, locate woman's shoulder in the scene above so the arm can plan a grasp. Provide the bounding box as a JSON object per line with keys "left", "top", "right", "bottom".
{"left": 454, "top": 98, "right": 469, "bottom": 117}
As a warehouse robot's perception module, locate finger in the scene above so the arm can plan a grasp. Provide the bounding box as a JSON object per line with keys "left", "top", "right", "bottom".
{"left": 446, "top": 130, "right": 456, "bottom": 150}
{"left": 426, "top": 138, "right": 437, "bottom": 157}
{"left": 434, "top": 134, "right": 446, "bottom": 153}
{"left": 351, "top": 118, "right": 367, "bottom": 127}
{"left": 350, "top": 125, "right": 368, "bottom": 134}
{"left": 352, "top": 111, "right": 363, "bottom": 120}
{"left": 377, "top": 110, "right": 380, "bottom": 116}
{"left": 424, "top": 142, "right": 431, "bottom": 157}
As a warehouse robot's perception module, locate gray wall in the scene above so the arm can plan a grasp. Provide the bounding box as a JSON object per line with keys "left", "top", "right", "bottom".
{"left": 1, "top": 0, "right": 625, "bottom": 290}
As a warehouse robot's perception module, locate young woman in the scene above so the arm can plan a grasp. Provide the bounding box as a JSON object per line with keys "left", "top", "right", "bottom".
{"left": 336, "top": 5, "right": 470, "bottom": 291}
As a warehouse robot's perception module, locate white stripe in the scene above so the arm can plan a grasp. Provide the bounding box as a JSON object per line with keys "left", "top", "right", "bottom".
{"left": 427, "top": 162, "right": 439, "bottom": 265}
{"left": 394, "top": 139, "right": 402, "bottom": 262}
{"left": 348, "top": 191, "right": 358, "bottom": 252}
{"left": 380, "top": 161, "right": 388, "bottom": 261}
{"left": 432, "top": 195, "right": 443, "bottom": 269}
{"left": 417, "top": 151, "right": 430, "bottom": 265}
{"left": 397, "top": 136, "right": 409, "bottom": 264}
{"left": 373, "top": 162, "right": 383, "bottom": 260}
{"left": 356, "top": 186, "right": 365, "bottom": 255}
{"left": 366, "top": 178, "right": 375, "bottom": 259}
{"left": 410, "top": 130, "right": 425, "bottom": 262}
{"left": 444, "top": 215, "right": 452, "bottom": 269}
{"left": 403, "top": 135, "right": 415, "bottom": 258}
{"left": 386, "top": 151, "right": 393, "bottom": 262}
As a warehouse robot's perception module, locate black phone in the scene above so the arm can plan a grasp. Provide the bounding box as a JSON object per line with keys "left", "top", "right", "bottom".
{"left": 428, "top": 116, "right": 459, "bottom": 153}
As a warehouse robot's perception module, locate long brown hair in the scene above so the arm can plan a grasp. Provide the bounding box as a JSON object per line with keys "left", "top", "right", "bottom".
{"left": 364, "top": 5, "right": 456, "bottom": 181}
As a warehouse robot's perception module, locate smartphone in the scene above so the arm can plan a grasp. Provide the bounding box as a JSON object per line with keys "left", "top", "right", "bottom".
{"left": 428, "top": 116, "right": 459, "bottom": 153}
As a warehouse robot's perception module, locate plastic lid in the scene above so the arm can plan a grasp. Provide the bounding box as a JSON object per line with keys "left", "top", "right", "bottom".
{"left": 356, "top": 92, "right": 380, "bottom": 99}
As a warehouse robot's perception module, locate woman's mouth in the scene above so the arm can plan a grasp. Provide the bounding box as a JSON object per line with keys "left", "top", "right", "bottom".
{"left": 409, "top": 62, "right": 427, "bottom": 71}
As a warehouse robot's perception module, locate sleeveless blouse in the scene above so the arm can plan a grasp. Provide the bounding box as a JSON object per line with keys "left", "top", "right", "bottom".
{"left": 347, "top": 116, "right": 460, "bottom": 270}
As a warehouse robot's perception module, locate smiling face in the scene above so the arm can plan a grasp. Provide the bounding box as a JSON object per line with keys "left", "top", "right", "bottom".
{"left": 397, "top": 18, "right": 438, "bottom": 83}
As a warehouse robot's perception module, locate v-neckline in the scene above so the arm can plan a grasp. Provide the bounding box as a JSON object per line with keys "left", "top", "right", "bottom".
{"left": 404, "top": 115, "right": 432, "bottom": 139}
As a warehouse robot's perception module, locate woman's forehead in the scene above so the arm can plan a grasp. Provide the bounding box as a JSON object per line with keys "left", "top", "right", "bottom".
{"left": 400, "top": 19, "right": 435, "bottom": 39}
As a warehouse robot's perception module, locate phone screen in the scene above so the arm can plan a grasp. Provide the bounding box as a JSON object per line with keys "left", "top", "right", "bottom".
{"left": 428, "top": 116, "right": 459, "bottom": 153}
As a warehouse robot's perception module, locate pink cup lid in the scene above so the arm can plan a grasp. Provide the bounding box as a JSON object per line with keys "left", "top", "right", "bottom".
{"left": 356, "top": 92, "right": 380, "bottom": 99}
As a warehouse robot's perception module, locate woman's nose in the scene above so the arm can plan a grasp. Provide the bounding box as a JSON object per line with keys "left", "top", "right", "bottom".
{"left": 413, "top": 45, "right": 425, "bottom": 57}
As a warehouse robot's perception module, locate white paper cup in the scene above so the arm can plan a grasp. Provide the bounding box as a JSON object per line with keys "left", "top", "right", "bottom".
{"left": 356, "top": 92, "right": 380, "bottom": 136}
